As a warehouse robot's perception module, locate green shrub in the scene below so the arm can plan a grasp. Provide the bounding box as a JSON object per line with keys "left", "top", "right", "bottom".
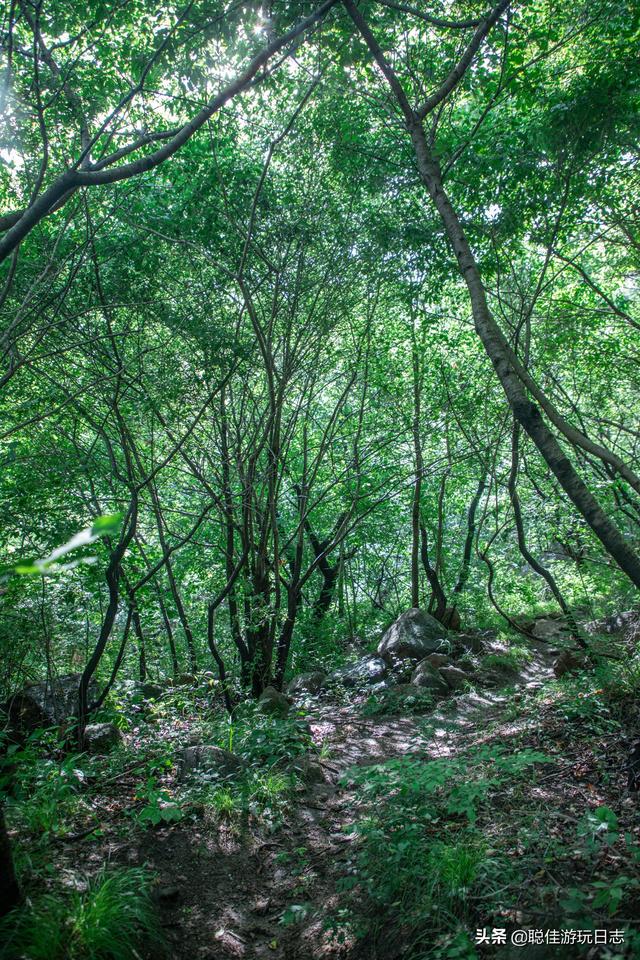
{"left": 481, "top": 647, "right": 530, "bottom": 673}
{"left": 231, "top": 711, "right": 313, "bottom": 767}
{"left": 338, "top": 747, "right": 550, "bottom": 958}
{"left": 0, "top": 867, "right": 163, "bottom": 960}
{"left": 361, "top": 687, "right": 434, "bottom": 717}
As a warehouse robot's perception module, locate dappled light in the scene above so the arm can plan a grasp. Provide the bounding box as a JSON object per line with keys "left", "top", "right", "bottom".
{"left": 1, "top": 0, "right": 640, "bottom": 957}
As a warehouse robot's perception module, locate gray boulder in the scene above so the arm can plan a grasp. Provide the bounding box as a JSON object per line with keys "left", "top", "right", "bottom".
{"left": 286, "top": 672, "right": 326, "bottom": 696}
{"left": 453, "top": 632, "right": 490, "bottom": 654}
{"left": 411, "top": 660, "right": 449, "bottom": 693}
{"left": 439, "top": 666, "right": 471, "bottom": 690}
{"left": 532, "top": 618, "right": 571, "bottom": 641}
{"left": 141, "top": 682, "right": 164, "bottom": 700}
{"left": 286, "top": 755, "right": 327, "bottom": 786}
{"left": 258, "top": 686, "right": 291, "bottom": 717}
{"left": 84, "top": 722, "right": 122, "bottom": 753}
{"left": 424, "top": 653, "right": 454, "bottom": 668}
{"left": 178, "top": 745, "right": 246, "bottom": 781}
{"left": 378, "top": 609, "right": 448, "bottom": 661}
{"left": 117, "top": 679, "right": 144, "bottom": 699}
{"left": 4, "top": 674, "right": 99, "bottom": 732}
{"left": 329, "top": 655, "right": 388, "bottom": 688}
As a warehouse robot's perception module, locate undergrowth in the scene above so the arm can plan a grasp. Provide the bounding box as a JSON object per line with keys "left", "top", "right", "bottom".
{"left": 0, "top": 866, "right": 163, "bottom": 960}
{"left": 333, "top": 653, "right": 640, "bottom": 959}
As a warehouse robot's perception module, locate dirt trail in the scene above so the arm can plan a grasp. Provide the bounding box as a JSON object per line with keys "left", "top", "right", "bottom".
{"left": 143, "top": 645, "right": 557, "bottom": 960}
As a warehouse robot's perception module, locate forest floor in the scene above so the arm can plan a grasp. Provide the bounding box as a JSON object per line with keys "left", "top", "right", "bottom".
{"left": 8, "top": 637, "right": 640, "bottom": 960}
{"left": 113, "top": 642, "right": 638, "bottom": 960}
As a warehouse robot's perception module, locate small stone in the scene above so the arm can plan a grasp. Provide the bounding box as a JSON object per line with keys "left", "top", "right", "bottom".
{"left": 424, "top": 653, "right": 453, "bottom": 668}
{"left": 83, "top": 722, "right": 122, "bottom": 754}
{"left": 178, "top": 745, "right": 246, "bottom": 781}
{"left": 286, "top": 672, "right": 326, "bottom": 696}
{"left": 553, "top": 650, "right": 586, "bottom": 678}
{"left": 257, "top": 686, "right": 291, "bottom": 717}
{"left": 286, "top": 755, "right": 326, "bottom": 785}
{"left": 253, "top": 898, "right": 270, "bottom": 915}
{"left": 411, "top": 660, "right": 449, "bottom": 693}
{"left": 439, "top": 666, "right": 471, "bottom": 690}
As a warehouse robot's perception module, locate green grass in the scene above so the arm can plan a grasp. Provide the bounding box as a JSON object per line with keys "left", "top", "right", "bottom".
{"left": 0, "top": 867, "right": 163, "bottom": 960}
{"left": 336, "top": 747, "right": 550, "bottom": 959}
{"left": 480, "top": 646, "right": 530, "bottom": 674}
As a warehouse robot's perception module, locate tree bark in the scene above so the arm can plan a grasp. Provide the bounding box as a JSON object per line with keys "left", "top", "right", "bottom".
{"left": 0, "top": 808, "right": 20, "bottom": 918}
{"left": 410, "top": 329, "right": 423, "bottom": 607}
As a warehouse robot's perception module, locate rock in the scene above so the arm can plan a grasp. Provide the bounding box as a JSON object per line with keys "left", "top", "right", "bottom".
{"left": 178, "top": 745, "right": 246, "bottom": 781}
{"left": 392, "top": 683, "right": 435, "bottom": 700}
{"left": 329, "top": 655, "right": 388, "bottom": 688}
{"left": 141, "top": 682, "right": 164, "bottom": 700}
{"left": 286, "top": 672, "right": 326, "bottom": 696}
{"left": 438, "top": 666, "right": 471, "bottom": 690}
{"left": 378, "top": 608, "right": 448, "bottom": 661}
{"left": 424, "top": 653, "right": 453, "bottom": 668}
{"left": 257, "top": 686, "right": 291, "bottom": 717}
{"left": 553, "top": 650, "right": 586, "bottom": 678}
{"left": 83, "top": 722, "right": 122, "bottom": 753}
{"left": 286, "top": 755, "right": 327, "bottom": 785}
{"left": 117, "top": 679, "right": 144, "bottom": 699}
{"left": 586, "top": 609, "right": 640, "bottom": 643}
{"left": 175, "top": 673, "right": 197, "bottom": 686}
{"left": 411, "top": 660, "right": 449, "bottom": 693}
{"left": 3, "top": 674, "right": 99, "bottom": 732}
{"left": 454, "top": 632, "right": 489, "bottom": 654}
{"left": 532, "top": 618, "right": 571, "bottom": 641}
{"left": 156, "top": 885, "right": 181, "bottom": 904}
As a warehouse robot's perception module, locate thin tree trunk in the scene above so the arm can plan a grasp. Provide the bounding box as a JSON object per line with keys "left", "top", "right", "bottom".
{"left": 0, "top": 808, "right": 20, "bottom": 918}
{"left": 420, "top": 523, "right": 447, "bottom": 620}
{"left": 508, "top": 421, "right": 584, "bottom": 645}
{"left": 447, "top": 473, "right": 487, "bottom": 620}
{"left": 220, "top": 389, "right": 249, "bottom": 680}
{"left": 148, "top": 488, "right": 198, "bottom": 672}
{"left": 78, "top": 496, "right": 138, "bottom": 744}
{"left": 410, "top": 330, "right": 423, "bottom": 607}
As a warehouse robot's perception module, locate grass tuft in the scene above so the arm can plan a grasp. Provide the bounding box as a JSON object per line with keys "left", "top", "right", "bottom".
{"left": 0, "top": 866, "right": 163, "bottom": 960}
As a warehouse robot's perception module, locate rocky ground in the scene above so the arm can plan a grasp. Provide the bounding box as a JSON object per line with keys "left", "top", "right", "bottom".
{"left": 131, "top": 641, "right": 563, "bottom": 960}
{"left": 6, "top": 609, "right": 640, "bottom": 960}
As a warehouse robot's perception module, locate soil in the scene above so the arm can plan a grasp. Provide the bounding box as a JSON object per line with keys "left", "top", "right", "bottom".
{"left": 132, "top": 644, "right": 562, "bottom": 960}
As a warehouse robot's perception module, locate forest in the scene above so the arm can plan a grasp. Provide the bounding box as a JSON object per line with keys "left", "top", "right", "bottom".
{"left": 0, "top": 0, "right": 639, "bottom": 956}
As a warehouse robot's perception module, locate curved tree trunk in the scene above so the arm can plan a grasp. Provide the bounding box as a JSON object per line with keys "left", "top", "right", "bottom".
{"left": 420, "top": 523, "right": 447, "bottom": 621}
{"left": 446, "top": 472, "right": 487, "bottom": 623}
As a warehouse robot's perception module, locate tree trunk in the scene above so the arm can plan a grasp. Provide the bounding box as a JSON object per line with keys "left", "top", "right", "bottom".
{"left": 0, "top": 807, "right": 20, "bottom": 918}
{"left": 420, "top": 523, "right": 447, "bottom": 621}
{"left": 408, "top": 121, "right": 640, "bottom": 590}
{"left": 447, "top": 473, "right": 486, "bottom": 621}
{"left": 410, "top": 331, "right": 423, "bottom": 607}
{"left": 78, "top": 496, "right": 138, "bottom": 744}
